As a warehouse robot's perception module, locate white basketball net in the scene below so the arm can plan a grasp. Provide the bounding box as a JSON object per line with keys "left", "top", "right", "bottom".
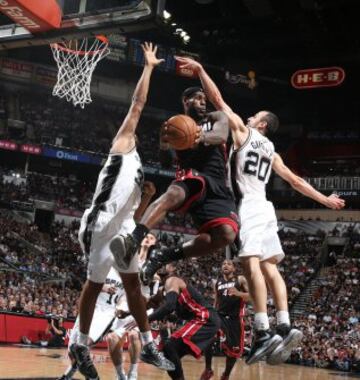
{"left": 51, "top": 36, "right": 110, "bottom": 108}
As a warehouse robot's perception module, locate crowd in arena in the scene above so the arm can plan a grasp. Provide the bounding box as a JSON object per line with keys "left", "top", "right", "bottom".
{"left": 2, "top": 211, "right": 359, "bottom": 372}
{"left": 1, "top": 91, "right": 163, "bottom": 167}
{"left": 289, "top": 256, "right": 360, "bottom": 371}
{"left": 0, "top": 167, "right": 94, "bottom": 211}
{"left": 0, "top": 217, "right": 83, "bottom": 319}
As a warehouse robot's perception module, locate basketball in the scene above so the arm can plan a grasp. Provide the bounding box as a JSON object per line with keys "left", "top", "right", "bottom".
{"left": 161, "top": 114, "right": 199, "bottom": 150}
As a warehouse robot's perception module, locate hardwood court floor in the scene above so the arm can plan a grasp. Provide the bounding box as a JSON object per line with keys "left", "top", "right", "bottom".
{"left": 0, "top": 346, "right": 355, "bottom": 380}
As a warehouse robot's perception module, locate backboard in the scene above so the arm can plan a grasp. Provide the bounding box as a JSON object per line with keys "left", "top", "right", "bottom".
{"left": 0, "top": 0, "right": 165, "bottom": 50}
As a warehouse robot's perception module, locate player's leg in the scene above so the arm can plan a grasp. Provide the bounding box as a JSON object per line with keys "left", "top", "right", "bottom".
{"left": 222, "top": 356, "right": 237, "bottom": 380}
{"left": 240, "top": 256, "right": 282, "bottom": 364}
{"left": 140, "top": 197, "right": 237, "bottom": 285}
{"left": 199, "top": 344, "right": 215, "bottom": 380}
{"left": 119, "top": 270, "right": 175, "bottom": 371}
{"left": 260, "top": 259, "right": 303, "bottom": 365}
{"left": 163, "top": 338, "right": 191, "bottom": 380}
{"left": 70, "top": 241, "right": 114, "bottom": 380}
{"left": 110, "top": 184, "right": 186, "bottom": 267}
{"left": 106, "top": 332, "right": 127, "bottom": 380}
{"left": 57, "top": 319, "right": 79, "bottom": 380}
{"left": 127, "top": 330, "right": 141, "bottom": 380}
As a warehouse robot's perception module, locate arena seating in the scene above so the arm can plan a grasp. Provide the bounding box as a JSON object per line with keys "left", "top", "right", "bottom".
{"left": 1, "top": 214, "right": 359, "bottom": 370}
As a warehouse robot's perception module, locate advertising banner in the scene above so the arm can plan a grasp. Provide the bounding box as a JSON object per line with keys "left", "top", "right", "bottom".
{"left": 42, "top": 147, "right": 103, "bottom": 165}
{"left": 291, "top": 67, "right": 345, "bottom": 89}
{"left": 0, "top": 139, "right": 18, "bottom": 151}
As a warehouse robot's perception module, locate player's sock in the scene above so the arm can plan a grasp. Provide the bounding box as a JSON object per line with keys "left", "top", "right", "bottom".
{"left": 254, "top": 312, "right": 270, "bottom": 331}
{"left": 140, "top": 331, "right": 153, "bottom": 345}
{"left": 129, "top": 363, "right": 138, "bottom": 373}
{"left": 276, "top": 310, "right": 290, "bottom": 326}
{"left": 132, "top": 224, "right": 149, "bottom": 245}
{"left": 78, "top": 332, "right": 88, "bottom": 346}
{"left": 224, "top": 357, "right": 236, "bottom": 376}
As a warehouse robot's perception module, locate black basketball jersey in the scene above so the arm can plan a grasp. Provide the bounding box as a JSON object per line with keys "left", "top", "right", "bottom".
{"left": 216, "top": 276, "right": 245, "bottom": 318}
{"left": 176, "top": 114, "right": 227, "bottom": 180}
{"left": 176, "top": 284, "right": 212, "bottom": 321}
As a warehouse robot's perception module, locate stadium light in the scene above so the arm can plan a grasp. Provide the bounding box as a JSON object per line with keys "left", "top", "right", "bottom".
{"left": 163, "top": 10, "right": 171, "bottom": 20}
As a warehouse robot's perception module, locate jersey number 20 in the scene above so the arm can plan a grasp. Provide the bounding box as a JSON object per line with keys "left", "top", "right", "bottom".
{"left": 244, "top": 151, "right": 271, "bottom": 182}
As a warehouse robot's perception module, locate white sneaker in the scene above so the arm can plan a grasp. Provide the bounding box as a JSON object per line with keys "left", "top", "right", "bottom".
{"left": 127, "top": 371, "right": 137, "bottom": 380}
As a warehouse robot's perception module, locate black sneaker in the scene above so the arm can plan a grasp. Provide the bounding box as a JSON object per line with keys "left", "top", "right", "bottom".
{"left": 245, "top": 330, "right": 282, "bottom": 365}
{"left": 56, "top": 376, "right": 71, "bottom": 380}
{"left": 110, "top": 234, "right": 138, "bottom": 270}
{"left": 140, "top": 257, "right": 163, "bottom": 286}
{"left": 140, "top": 341, "right": 175, "bottom": 371}
{"left": 69, "top": 343, "right": 99, "bottom": 380}
{"left": 267, "top": 324, "right": 303, "bottom": 365}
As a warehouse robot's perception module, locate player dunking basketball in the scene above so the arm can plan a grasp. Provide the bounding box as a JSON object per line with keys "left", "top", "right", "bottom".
{"left": 200, "top": 259, "right": 249, "bottom": 380}
{"left": 175, "top": 56, "right": 345, "bottom": 365}
{"left": 71, "top": 43, "right": 174, "bottom": 380}
{"left": 148, "top": 262, "right": 221, "bottom": 380}
{"left": 110, "top": 87, "right": 239, "bottom": 285}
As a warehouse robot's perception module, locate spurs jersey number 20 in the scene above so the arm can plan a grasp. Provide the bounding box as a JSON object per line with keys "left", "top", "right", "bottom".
{"left": 230, "top": 128, "right": 275, "bottom": 201}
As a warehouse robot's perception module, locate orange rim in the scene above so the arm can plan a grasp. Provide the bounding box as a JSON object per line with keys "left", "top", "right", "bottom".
{"left": 51, "top": 35, "right": 109, "bottom": 56}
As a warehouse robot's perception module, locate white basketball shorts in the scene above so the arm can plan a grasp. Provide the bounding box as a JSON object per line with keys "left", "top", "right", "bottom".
{"left": 238, "top": 198, "right": 284, "bottom": 263}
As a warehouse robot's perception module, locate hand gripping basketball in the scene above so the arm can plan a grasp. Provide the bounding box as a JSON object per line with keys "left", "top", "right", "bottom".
{"left": 161, "top": 114, "right": 201, "bottom": 150}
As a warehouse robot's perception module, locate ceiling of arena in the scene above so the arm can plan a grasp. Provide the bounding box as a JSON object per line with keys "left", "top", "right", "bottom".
{"left": 163, "top": 0, "right": 360, "bottom": 71}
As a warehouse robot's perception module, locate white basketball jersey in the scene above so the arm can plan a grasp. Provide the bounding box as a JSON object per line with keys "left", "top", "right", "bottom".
{"left": 79, "top": 148, "right": 143, "bottom": 250}
{"left": 97, "top": 267, "right": 125, "bottom": 309}
{"left": 230, "top": 128, "right": 275, "bottom": 201}
{"left": 90, "top": 148, "right": 143, "bottom": 215}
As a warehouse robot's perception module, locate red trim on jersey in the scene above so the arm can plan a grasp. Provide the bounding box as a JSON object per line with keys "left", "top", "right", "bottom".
{"left": 171, "top": 288, "right": 211, "bottom": 358}
{"left": 172, "top": 320, "right": 204, "bottom": 358}
{"left": 173, "top": 169, "right": 206, "bottom": 213}
{"left": 198, "top": 217, "right": 239, "bottom": 234}
{"left": 178, "top": 288, "right": 210, "bottom": 321}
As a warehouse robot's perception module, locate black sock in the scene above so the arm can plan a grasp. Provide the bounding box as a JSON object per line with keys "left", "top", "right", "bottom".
{"left": 224, "top": 357, "right": 237, "bottom": 376}
{"left": 160, "top": 246, "right": 185, "bottom": 263}
{"left": 132, "top": 223, "right": 149, "bottom": 245}
{"left": 204, "top": 345, "right": 213, "bottom": 370}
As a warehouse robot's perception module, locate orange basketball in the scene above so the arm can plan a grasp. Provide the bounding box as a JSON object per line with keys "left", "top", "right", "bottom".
{"left": 161, "top": 114, "right": 198, "bottom": 150}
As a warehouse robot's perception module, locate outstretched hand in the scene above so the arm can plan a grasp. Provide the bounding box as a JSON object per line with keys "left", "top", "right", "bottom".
{"left": 175, "top": 56, "right": 203, "bottom": 74}
{"left": 324, "top": 193, "right": 345, "bottom": 210}
{"left": 142, "top": 41, "right": 165, "bottom": 68}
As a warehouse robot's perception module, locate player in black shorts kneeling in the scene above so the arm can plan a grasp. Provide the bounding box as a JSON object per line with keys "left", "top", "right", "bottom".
{"left": 200, "top": 259, "right": 249, "bottom": 380}
{"left": 148, "top": 262, "right": 221, "bottom": 380}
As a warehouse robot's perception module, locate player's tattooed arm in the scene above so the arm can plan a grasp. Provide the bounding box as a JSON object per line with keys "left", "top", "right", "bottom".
{"left": 198, "top": 111, "right": 229, "bottom": 145}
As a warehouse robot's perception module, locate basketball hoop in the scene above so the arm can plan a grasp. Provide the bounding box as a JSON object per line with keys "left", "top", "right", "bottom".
{"left": 50, "top": 35, "right": 110, "bottom": 108}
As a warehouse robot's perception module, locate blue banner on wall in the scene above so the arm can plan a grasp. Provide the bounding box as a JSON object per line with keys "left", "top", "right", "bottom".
{"left": 42, "top": 147, "right": 103, "bottom": 165}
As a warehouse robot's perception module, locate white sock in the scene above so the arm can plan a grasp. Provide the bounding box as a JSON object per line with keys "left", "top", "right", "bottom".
{"left": 276, "top": 310, "right": 290, "bottom": 326}
{"left": 254, "top": 312, "right": 269, "bottom": 331}
{"left": 78, "top": 332, "right": 88, "bottom": 346}
{"left": 115, "top": 364, "right": 125, "bottom": 376}
{"left": 140, "top": 331, "right": 153, "bottom": 345}
{"left": 129, "top": 363, "right": 138, "bottom": 373}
